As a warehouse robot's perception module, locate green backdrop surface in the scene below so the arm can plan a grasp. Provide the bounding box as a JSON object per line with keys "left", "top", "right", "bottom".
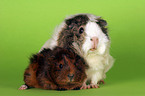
{"left": 0, "top": 0, "right": 145, "bottom": 96}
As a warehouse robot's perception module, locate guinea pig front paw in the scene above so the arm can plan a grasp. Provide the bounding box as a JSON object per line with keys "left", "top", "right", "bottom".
{"left": 80, "top": 83, "right": 90, "bottom": 89}
{"left": 18, "top": 84, "right": 28, "bottom": 90}
{"left": 89, "top": 84, "right": 100, "bottom": 88}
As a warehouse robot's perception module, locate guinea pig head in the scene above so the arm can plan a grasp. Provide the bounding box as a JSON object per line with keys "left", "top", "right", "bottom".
{"left": 49, "top": 47, "right": 87, "bottom": 90}
{"left": 57, "top": 15, "right": 88, "bottom": 49}
{"left": 62, "top": 14, "right": 110, "bottom": 55}
{"left": 82, "top": 15, "right": 110, "bottom": 55}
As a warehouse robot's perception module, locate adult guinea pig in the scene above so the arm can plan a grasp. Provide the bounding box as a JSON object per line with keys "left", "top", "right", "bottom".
{"left": 19, "top": 47, "right": 87, "bottom": 90}
{"left": 40, "top": 14, "right": 114, "bottom": 89}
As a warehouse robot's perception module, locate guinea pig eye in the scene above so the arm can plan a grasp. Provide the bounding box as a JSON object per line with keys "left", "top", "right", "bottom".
{"left": 79, "top": 27, "right": 84, "bottom": 34}
{"left": 59, "top": 64, "right": 63, "bottom": 69}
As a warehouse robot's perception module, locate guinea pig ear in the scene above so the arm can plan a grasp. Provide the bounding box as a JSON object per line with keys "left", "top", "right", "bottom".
{"left": 30, "top": 54, "right": 38, "bottom": 64}
{"left": 65, "top": 19, "right": 73, "bottom": 25}
{"left": 97, "top": 19, "right": 107, "bottom": 27}
{"left": 30, "top": 53, "right": 45, "bottom": 65}
{"left": 40, "top": 48, "right": 52, "bottom": 56}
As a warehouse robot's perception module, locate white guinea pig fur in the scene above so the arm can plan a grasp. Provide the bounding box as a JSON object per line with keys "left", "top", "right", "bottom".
{"left": 40, "top": 13, "right": 114, "bottom": 86}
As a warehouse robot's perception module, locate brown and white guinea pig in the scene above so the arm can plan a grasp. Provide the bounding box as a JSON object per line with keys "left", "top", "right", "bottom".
{"left": 19, "top": 47, "right": 87, "bottom": 90}
{"left": 40, "top": 14, "right": 114, "bottom": 88}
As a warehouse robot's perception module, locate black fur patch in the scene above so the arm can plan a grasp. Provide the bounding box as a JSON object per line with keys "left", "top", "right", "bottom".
{"left": 73, "top": 87, "right": 80, "bottom": 90}
{"left": 97, "top": 19, "right": 109, "bottom": 38}
{"left": 52, "top": 47, "right": 74, "bottom": 61}
{"left": 65, "top": 15, "right": 89, "bottom": 27}
{"left": 30, "top": 54, "right": 38, "bottom": 64}
{"left": 40, "top": 48, "right": 51, "bottom": 56}
{"left": 57, "top": 88, "right": 67, "bottom": 91}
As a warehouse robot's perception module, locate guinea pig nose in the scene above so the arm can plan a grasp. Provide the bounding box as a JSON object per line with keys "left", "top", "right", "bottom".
{"left": 67, "top": 74, "right": 74, "bottom": 81}
{"left": 90, "top": 37, "right": 99, "bottom": 42}
{"left": 90, "top": 37, "right": 99, "bottom": 51}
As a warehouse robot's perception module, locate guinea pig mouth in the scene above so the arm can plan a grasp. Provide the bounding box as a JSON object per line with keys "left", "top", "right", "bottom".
{"left": 90, "top": 46, "right": 99, "bottom": 51}
{"left": 90, "top": 44, "right": 99, "bottom": 51}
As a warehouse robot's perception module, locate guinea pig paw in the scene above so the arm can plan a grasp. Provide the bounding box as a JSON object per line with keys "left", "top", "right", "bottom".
{"left": 18, "top": 85, "right": 28, "bottom": 90}
{"left": 98, "top": 80, "right": 105, "bottom": 84}
{"left": 89, "top": 84, "right": 100, "bottom": 88}
{"left": 80, "top": 84, "right": 88, "bottom": 89}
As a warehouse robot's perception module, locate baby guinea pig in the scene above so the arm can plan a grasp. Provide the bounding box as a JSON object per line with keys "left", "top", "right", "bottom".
{"left": 19, "top": 47, "right": 87, "bottom": 90}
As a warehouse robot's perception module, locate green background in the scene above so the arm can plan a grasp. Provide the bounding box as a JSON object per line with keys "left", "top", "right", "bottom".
{"left": 0, "top": 0, "right": 145, "bottom": 96}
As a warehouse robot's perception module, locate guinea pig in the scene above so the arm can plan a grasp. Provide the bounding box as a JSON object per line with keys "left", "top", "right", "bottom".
{"left": 19, "top": 47, "right": 87, "bottom": 90}
{"left": 40, "top": 14, "right": 114, "bottom": 89}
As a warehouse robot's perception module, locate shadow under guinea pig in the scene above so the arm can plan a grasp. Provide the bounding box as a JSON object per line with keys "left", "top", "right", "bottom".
{"left": 19, "top": 47, "right": 87, "bottom": 90}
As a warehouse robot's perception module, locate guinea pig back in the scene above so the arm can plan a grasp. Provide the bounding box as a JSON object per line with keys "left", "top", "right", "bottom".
{"left": 23, "top": 47, "right": 87, "bottom": 90}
